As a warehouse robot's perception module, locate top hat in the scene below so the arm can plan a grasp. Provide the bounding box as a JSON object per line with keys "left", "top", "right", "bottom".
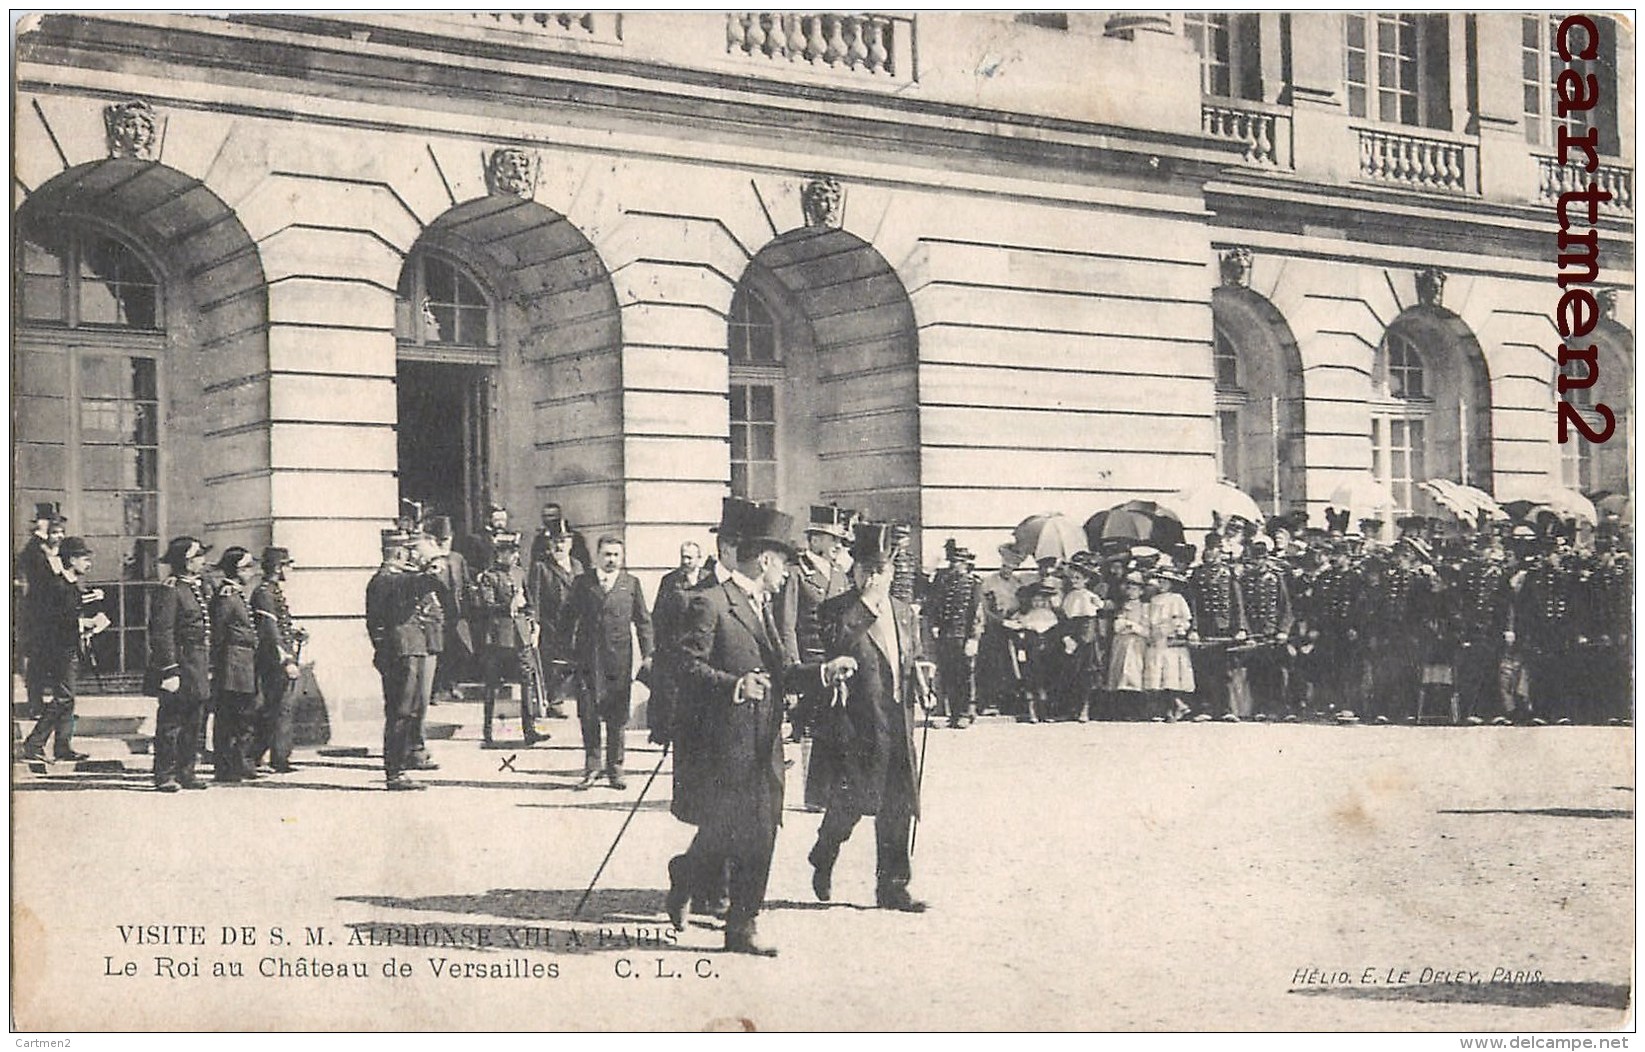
{"left": 261, "top": 546, "right": 294, "bottom": 571}
{"left": 380, "top": 527, "right": 412, "bottom": 549}
{"left": 1154, "top": 567, "right": 1189, "bottom": 584}
{"left": 739, "top": 505, "right": 798, "bottom": 556}
{"left": 1169, "top": 542, "right": 1197, "bottom": 567}
{"left": 424, "top": 515, "right": 453, "bottom": 543}
{"left": 540, "top": 515, "right": 573, "bottom": 540}
{"left": 32, "top": 501, "right": 65, "bottom": 524}
{"left": 948, "top": 544, "right": 977, "bottom": 563}
{"left": 492, "top": 531, "right": 522, "bottom": 552}
{"left": 805, "top": 504, "right": 854, "bottom": 541}
{"left": 852, "top": 521, "right": 900, "bottom": 564}
{"left": 160, "top": 535, "right": 212, "bottom": 568}
{"left": 59, "top": 536, "right": 92, "bottom": 560}
{"left": 711, "top": 497, "right": 764, "bottom": 541}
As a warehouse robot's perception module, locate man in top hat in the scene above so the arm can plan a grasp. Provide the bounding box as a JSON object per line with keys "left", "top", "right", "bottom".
{"left": 210, "top": 547, "right": 263, "bottom": 783}
{"left": 365, "top": 527, "right": 446, "bottom": 790}
{"left": 457, "top": 503, "right": 511, "bottom": 578}
{"left": 147, "top": 536, "right": 215, "bottom": 792}
{"left": 473, "top": 530, "right": 546, "bottom": 747}
{"left": 807, "top": 520, "right": 931, "bottom": 914}
{"left": 251, "top": 546, "right": 306, "bottom": 773}
{"left": 929, "top": 539, "right": 984, "bottom": 728}
{"left": 17, "top": 502, "right": 68, "bottom": 712}
{"left": 423, "top": 515, "right": 473, "bottom": 704}
{"left": 531, "top": 502, "right": 593, "bottom": 578}
{"left": 529, "top": 514, "right": 583, "bottom": 720}
{"left": 777, "top": 505, "right": 854, "bottom": 739}
{"left": 562, "top": 534, "right": 654, "bottom": 789}
{"left": 648, "top": 540, "right": 708, "bottom": 747}
{"left": 666, "top": 502, "right": 854, "bottom": 955}
{"left": 19, "top": 536, "right": 102, "bottom": 764}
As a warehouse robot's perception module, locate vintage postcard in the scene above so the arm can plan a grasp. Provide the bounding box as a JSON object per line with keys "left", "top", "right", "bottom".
{"left": 9, "top": 10, "right": 1635, "bottom": 1035}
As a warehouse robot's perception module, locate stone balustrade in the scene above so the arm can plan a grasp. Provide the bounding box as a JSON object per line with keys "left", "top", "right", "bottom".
{"left": 1355, "top": 126, "right": 1477, "bottom": 195}
{"left": 724, "top": 14, "right": 911, "bottom": 80}
{"left": 1536, "top": 154, "right": 1634, "bottom": 217}
{"left": 418, "top": 12, "right": 621, "bottom": 45}
{"left": 1202, "top": 101, "right": 1292, "bottom": 169}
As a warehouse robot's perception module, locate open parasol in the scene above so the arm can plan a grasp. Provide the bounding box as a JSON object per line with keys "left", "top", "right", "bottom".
{"left": 1012, "top": 513, "right": 1088, "bottom": 562}
{"left": 1158, "top": 480, "right": 1263, "bottom": 532}
{"left": 1083, "top": 501, "right": 1185, "bottom": 549}
{"left": 1416, "top": 479, "right": 1506, "bottom": 525}
{"left": 1499, "top": 483, "right": 1598, "bottom": 526}
{"left": 1327, "top": 475, "right": 1396, "bottom": 520}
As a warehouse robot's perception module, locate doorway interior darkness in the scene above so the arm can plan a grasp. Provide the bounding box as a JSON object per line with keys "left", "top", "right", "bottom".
{"left": 396, "top": 360, "right": 492, "bottom": 540}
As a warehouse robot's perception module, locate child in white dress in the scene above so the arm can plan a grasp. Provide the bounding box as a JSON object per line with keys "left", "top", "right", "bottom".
{"left": 1144, "top": 570, "right": 1195, "bottom": 720}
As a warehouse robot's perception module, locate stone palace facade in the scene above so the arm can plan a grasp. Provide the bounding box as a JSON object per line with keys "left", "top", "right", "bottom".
{"left": 12, "top": 12, "right": 1634, "bottom": 723}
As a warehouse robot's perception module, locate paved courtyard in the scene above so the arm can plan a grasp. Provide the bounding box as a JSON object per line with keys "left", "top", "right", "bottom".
{"left": 11, "top": 713, "right": 1634, "bottom": 1032}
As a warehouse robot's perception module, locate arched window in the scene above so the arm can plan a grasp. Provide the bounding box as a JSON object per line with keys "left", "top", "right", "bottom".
{"left": 1371, "top": 328, "right": 1432, "bottom": 517}
{"left": 727, "top": 285, "right": 784, "bottom": 503}
{"left": 395, "top": 251, "right": 494, "bottom": 351}
{"left": 1211, "top": 289, "right": 1306, "bottom": 518}
{"left": 15, "top": 221, "right": 165, "bottom": 684}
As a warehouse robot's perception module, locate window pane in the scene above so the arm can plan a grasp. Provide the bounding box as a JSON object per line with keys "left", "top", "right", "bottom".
{"left": 128, "top": 402, "right": 158, "bottom": 446}
{"left": 1346, "top": 15, "right": 1364, "bottom": 49}
{"left": 751, "top": 422, "right": 776, "bottom": 461}
{"left": 131, "top": 358, "right": 157, "bottom": 400}
{"left": 751, "top": 463, "right": 778, "bottom": 503}
{"left": 128, "top": 539, "right": 159, "bottom": 582}
{"left": 749, "top": 385, "right": 775, "bottom": 422}
{"left": 124, "top": 492, "right": 158, "bottom": 535}
{"left": 81, "top": 356, "right": 125, "bottom": 398}
{"left": 119, "top": 283, "right": 159, "bottom": 329}
{"left": 730, "top": 463, "right": 749, "bottom": 499}
{"left": 1347, "top": 50, "right": 1365, "bottom": 84}
{"left": 21, "top": 275, "right": 65, "bottom": 322}
{"left": 121, "top": 449, "right": 159, "bottom": 491}
{"left": 81, "top": 493, "right": 122, "bottom": 534}
{"left": 82, "top": 446, "right": 121, "bottom": 489}
{"left": 81, "top": 401, "right": 122, "bottom": 443}
{"left": 1348, "top": 86, "right": 1367, "bottom": 118}
{"left": 79, "top": 278, "right": 121, "bottom": 325}
{"left": 729, "top": 425, "right": 748, "bottom": 461}
{"left": 23, "top": 239, "right": 62, "bottom": 277}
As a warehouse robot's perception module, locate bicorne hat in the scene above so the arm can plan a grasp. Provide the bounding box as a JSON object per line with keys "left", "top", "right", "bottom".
{"left": 805, "top": 504, "right": 854, "bottom": 541}
{"left": 160, "top": 535, "right": 212, "bottom": 569}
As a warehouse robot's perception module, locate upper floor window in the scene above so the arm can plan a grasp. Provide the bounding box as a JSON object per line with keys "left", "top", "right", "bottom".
{"left": 1345, "top": 13, "right": 1451, "bottom": 129}
{"left": 1186, "top": 13, "right": 1261, "bottom": 100}
{"left": 1522, "top": 14, "right": 1620, "bottom": 155}
{"left": 1384, "top": 329, "right": 1427, "bottom": 400}
{"left": 1213, "top": 324, "right": 1241, "bottom": 390}
{"left": 395, "top": 252, "right": 493, "bottom": 348}
{"left": 728, "top": 284, "right": 779, "bottom": 364}
{"left": 19, "top": 226, "right": 162, "bottom": 331}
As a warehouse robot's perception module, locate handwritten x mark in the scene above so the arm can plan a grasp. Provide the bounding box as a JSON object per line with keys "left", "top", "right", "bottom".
{"left": 498, "top": 754, "right": 517, "bottom": 773}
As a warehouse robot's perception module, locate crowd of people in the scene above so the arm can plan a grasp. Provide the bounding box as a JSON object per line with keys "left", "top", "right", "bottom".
{"left": 922, "top": 511, "right": 1633, "bottom": 730}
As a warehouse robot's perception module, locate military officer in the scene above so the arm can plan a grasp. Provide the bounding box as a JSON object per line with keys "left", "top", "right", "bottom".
{"left": 778, "top": 505, "right": 854, "bottom": 739}
{"left": 365, "top": 528, "right": 445, "bottom": 790}
{"left": 472, "top": 531, "right": 545, "bottom": 747}
{"left": 147, "top": 536, "right": 215, "bottom": 792}
{"left": 929, "top": 539, "right": 985, "bottom": 728}
{"left": 562, "top": 535, "right": 654, "bottom": 789}
{"left": 1187, "top": 531, "right": 1249, "bottom": 720}
{"left": 250, "top": 546, "right": 305, "bottom": 772}
{"left": 1238, "top": 533, "right": 1293, "bottom": 718}
{"left": 666, "top": 502, "right": 853, "bottom": 955}
{"left": 210, "top": 547, "right": 262, "bottom": 782}
{"left": 807, "top": 521, "right": 930, "bottom": 914}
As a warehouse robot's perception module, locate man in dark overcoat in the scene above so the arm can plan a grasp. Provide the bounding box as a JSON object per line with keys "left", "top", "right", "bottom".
{"left": 647, "top": 540, "right": 707, "bottom": 746}
{"left": 666, "top": 502, "right": 852, "bottom": 955}
{"left": 251, "top": 546, "right": 305, "bottom": 772}
{"left": 806, "top": 521, "right": 930, "bottom": 913}
{"left": 147, "top": 536, "right": 214, "bottom": 792}
{"left": 528, "top": 516, "right": 583, "bottom": 718}
{"left": 20, "top": 535, "right": 99, "bottom": 763}
{"left": 563, "top": 535, "right": 654, "bottom": 788}
{"left": 1187, "top": 531, "right": 1250, "bottom": 719}
{"left": 365, "top": 528, "right": 445, "bottom": 790}
{"left": 210, "top": 547, "right": 262, "bottom": 782}
{"left": 18, "top": 503, "right": 68, "bottom": 715}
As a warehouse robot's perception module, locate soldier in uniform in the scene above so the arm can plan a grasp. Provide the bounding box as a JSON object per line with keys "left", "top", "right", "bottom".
{"left": 147, "top": 536, "right": 215, "bottom": 792}
{"left": 472, "top": 531, "right": 545, "bottom": 747}
{"left": 1360, "top": 540, "right": 1419, "bottom": 722}
{"left": 528, "top": 516, "right": 582, "bottom": 719}
{"left": 1515, "top": 531, "right": 1580, "bottom": 724}
{"left": 1453, "top": 536, "right": 1512, "bottom": 724}
{"left": 19, "top": 536, "right": 100, "bottom": 763}
{"left": 807, "top": 521, "right": 930, "bottom": 914}
{"left": 425, "top": 515, "right": 473, "bottom": 704}
{"left": 562, "top": 535, "right": 654, "bottom": 789}
{"left": 210, "top": 547, "right": 262, "bottom": 782}
{"left": 365, "top": 528, "right": 446, "bottom": 790}
{"left": 1586, "top": 528, "right": 1632, "bottom": 723}
{"left": 1239, "top": 533, "right": 1293, "bottom": 719}
{"left": 777, "top": 504, "right": 853, "bottom": 748}
{"left": 250, "top": 547, "right": 305, "bottom": 773}
{"left": 1187, "top": 531, "right": 1249, "bottom": 720}
{"left": 1308, "top": 537, "right": 1364, "bottom": 720}
{"left": 929, "top": 539, "right": 984, "bottom": 728}
{"left": 665, "top": 503, "right": 852, "bottom": 955}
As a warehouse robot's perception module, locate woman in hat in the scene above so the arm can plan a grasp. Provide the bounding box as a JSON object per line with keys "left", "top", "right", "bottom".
{"left": 1057, "top": 556, "right": 1102, "bottom": 722}
{"left": 1004, "top": 582, "right": 1059, "bottom": 722}
{"left": 1105, "top": 572, "right": 1150, "bottom": 714}
{"left": 1144, "top": 569, "right": 1196, "bottom": 721}
{"left": 210, "top": 547, "right": 263, "bottom": 782}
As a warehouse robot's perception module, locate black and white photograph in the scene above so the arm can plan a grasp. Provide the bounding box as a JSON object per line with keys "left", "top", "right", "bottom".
{"left": 8, "top": 10, "right": 1636, "bottom": 1036}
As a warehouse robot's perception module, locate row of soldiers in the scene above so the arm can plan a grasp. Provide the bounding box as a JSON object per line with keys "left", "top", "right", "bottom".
{"left": 13, "top": 499, "right": 310, "bottom": 788}
{"left": 917, "top": 513, "right": 1633, "bottom": 727}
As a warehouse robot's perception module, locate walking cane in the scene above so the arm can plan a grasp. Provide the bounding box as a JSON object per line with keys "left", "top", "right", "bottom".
{"left": 573, "top": 743, "right": 670, "bottom": 919}
{"left": 909, "top": 659, "right": 937, "bottom": 859}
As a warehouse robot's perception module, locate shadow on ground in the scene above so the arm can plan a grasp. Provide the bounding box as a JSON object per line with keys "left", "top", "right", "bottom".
{"left": 1291, "top": 981, "right": 1631, "bottom": 1010}
{"left": 1438, "top": 808, "right": 1632, "bottom": 820}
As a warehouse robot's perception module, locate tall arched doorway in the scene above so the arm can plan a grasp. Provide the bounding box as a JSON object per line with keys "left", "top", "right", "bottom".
{"left": 729, "top": 226, "right": 920, "bottom": 538}
{"left": 395, "top": 196, "right": 621, "bottom": 542}
{"left": 1212, "top": 286, "right": 1306, "bottom": 518}
{"left": 14, "top": 160, "right": 265, "bottom": 689}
